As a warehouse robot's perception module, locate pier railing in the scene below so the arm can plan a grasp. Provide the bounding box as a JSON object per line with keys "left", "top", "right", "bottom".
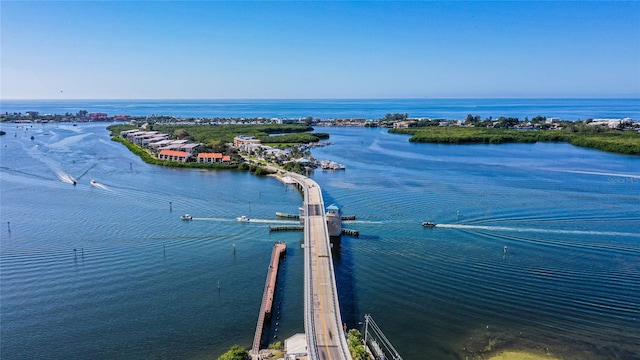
{"left": 251, "top": 242, "right": 287, "bottom": 356}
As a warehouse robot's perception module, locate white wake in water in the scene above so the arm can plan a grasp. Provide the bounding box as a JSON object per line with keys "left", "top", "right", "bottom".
{"left": 549, "top": 169, "right": 640, "bottom": 179}
{"left": 90, "top": 180, "right": 111, "bottom": 191}
{"left": 239, "top": 218, "right": 299, "bottom": 224}
{"left": 188, "top": 217, "right": 298, "bottom": 224}
{"left": 190, "top": 217, "right": 235, "bottom": 222}
{"left": 436, "top": 223, "right": 640, "bottom": 238}
{"left": 344, "top": 220, "right": 384, "bottom": 224}
{"left": 55, "top": 171, "right": 76, "bottom": 185}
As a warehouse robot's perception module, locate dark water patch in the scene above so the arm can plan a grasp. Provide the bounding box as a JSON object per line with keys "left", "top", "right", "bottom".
{"left": 332, "top": 235, "right": 360, "bottom": 329}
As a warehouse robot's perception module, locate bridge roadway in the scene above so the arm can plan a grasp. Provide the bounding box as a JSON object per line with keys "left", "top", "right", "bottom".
{"left": 289, "top": 173, "right": 353, "bottom": 360}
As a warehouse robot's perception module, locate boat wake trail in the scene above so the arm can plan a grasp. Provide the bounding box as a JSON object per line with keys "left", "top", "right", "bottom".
{"left": 241, "top": 218, "right": 299, "bottom": 224}
{"left": 55, "top": 171, "right": 76, "bottom": 185}
{"left": 345, "top": 220, "right": 384, "bottom": 224}
{"left": 77, "top": 163, "right": 97, "bottom": 181}
{"left": 552, "top": 169, "right": 640, "bottom": 179}
{"left": 187, "top": 217, "right": 299, "bottom": 224}
{"left": 90, "top": 180, "right": 111, "bottom": 191}
{"left": 191, "top": 217, "right": 235, "bottom": 222}
{"left": 436, "top": 223, "right": 640, "bottom": 238}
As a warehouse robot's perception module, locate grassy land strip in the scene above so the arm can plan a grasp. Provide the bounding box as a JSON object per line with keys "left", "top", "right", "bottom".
{"left": 108, "top": 123, "right": 328, "bottom": 147}
{"left": 148, "top": 124, "right": 326, "bottom": 144}
{"left": 389, "top": 127, "right": 640, "bottom": 155}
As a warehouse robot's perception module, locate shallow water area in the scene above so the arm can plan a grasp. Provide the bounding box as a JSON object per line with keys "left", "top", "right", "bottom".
{"left": 489, "top": 351, "right": 561, "bottom": 360}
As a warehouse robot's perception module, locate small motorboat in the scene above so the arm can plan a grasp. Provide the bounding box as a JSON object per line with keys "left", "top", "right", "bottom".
{"left": 90, "top": 179, "right": 97, "bottom": 186}
{"left": 237, "top": 215, "right": 250, "bottom": 222}
{"left": 422, "top": 221, "right": 436, "bottom": 228}
{"left": 181, "top": 214, "right": 192, "bottom": 221}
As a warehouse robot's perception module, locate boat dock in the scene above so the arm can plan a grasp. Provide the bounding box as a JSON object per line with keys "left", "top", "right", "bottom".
{"left": 342, "top": 228, "right": 359, "bottom": 237}
{"left": 269, "top": 225, "right": 304, "bottom": 232}
{"left": 275, "top": 212, "right": 300, "bottom": 219}
{"left": 251, "top": 242, "right": 287, "bottom": 356}
{"left": 275, "top": 212, "right": 354, "bottom": 221}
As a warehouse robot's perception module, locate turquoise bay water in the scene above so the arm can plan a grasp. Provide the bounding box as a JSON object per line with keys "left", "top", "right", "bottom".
{"left": 1, "top": 121, "right": 639, "bottom": 359}
{"left": 2, "top": 98, "right": 639, "bottom": 120}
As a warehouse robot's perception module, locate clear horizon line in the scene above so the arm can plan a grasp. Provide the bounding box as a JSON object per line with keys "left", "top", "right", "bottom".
{"left": 2, "top": 96, "right": 639, "bottom": 101}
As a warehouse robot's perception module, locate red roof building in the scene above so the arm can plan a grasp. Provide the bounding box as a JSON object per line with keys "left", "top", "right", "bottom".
{"left": 158, "top": 149, "right": 190, "bottom": 163}
{"left": 197, "top": 152, "right": 223, "bottom": 163}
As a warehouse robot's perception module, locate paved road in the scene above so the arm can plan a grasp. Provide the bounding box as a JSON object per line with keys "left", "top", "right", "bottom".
{"left": 289, "top": 173, "right": 352, "bottom": 360}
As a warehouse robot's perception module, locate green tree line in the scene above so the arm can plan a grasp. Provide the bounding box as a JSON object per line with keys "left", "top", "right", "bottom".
{"left": 108, "top": 124, "right": 327, "bottom": 147}
{"left": 389, "top": 127, "right": 640, "bottom": 155}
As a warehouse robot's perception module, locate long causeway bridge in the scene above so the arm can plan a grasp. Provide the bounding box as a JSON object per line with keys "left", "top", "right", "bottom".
{"left": 289, "top": 173, "right": 353, "bottom": 360}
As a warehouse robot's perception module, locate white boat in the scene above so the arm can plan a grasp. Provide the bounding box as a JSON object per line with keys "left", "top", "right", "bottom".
{"left": 237, "top": 215, "right": 250, "bottom": 222}
{"left": 181, "top": 214, "right": 192, "bottom": 221}
{"left": 90, "top": 179, "right": 97, "bottom": 186}
{"left": 320, "top": 160, "right": 346, "bottom": 170}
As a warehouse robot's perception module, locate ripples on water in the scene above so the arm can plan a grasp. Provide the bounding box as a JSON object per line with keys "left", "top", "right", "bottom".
{"left": 1, "top": 123, "right": 639, "bottom": 359}
{"left": 312, "top": 128, "right": 640, "bottom": 359}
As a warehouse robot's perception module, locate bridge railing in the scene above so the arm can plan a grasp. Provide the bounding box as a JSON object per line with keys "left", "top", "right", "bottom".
{"left": 291, "top": 173, "right": 351, "bottom": 360}
{"left": 362, "top": 314, "right": 403, "bottom": 360}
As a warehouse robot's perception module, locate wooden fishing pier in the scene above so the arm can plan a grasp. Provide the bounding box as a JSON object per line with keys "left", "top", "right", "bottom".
{"left": 251, "top": 242, "right": 287, "bottom": 356}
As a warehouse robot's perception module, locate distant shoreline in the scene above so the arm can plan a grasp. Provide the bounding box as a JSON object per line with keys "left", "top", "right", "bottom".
{"left": 2, "top": 98, "right": 638, "bottom": 120}
{"left": 389, "top": 126, "right": 640, "bottom": 156}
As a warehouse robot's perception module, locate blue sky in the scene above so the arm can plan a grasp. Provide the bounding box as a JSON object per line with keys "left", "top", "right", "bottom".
{"left": 2, "top": 1, "right": 639, "bottom": 99}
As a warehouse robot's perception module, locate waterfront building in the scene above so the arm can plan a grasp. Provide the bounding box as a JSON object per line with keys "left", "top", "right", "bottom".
{"left": 197, "top": 152, "right": 223, "bottom": 164}
{"left": 148, "top": 139, "right": 173, "bottom": 150}
{"left": 178, "top": 143, "right": 200, "bottom": 154}
{"left": 158, "top": 149, "right": 190, "bottom": 162}
{"left": 234, "top": 135, "right": 261, "bottom": 148}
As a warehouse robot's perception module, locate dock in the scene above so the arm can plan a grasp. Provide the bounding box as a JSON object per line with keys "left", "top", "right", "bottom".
{"left": 269, "top": 225, "right": 304, "bottom": 232}
{"left": 341, "top": 215, "right": 356, "bottom": 221}
{"left": 342, "top": 228, "right": 359, "bottom": 237}
{"left": 251, "top": 242, "right": 287, "bottom": 356}
{"left": 275, "top": 212, "right": 300, "bottom": 219}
